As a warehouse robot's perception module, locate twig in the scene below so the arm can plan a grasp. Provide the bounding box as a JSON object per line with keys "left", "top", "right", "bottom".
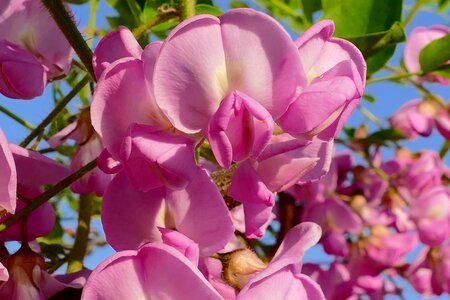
{"left": 19, "top": 75, "right": 90, "bottom": 148}
{"left": 0, "top": 159, "right": 97, "bottom": 232}
{"left": 41, "top": 0, "right": 95, "bottom": 79}
{"left": 66, "top": 194, "right": 93, "bottom": 273}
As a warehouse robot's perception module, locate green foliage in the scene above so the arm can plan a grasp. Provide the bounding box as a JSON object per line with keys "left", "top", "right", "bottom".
{"left": 419, "top": 33, "right": 450, "bottom": 73}
{"left": 196, "top": 4, "right": 223, "bottom": 16}
{"left": 301, "top": 0, "right": 322, "bottom": 25}
{"left": 322, "top": 0, "right": 404, "bottom": 74}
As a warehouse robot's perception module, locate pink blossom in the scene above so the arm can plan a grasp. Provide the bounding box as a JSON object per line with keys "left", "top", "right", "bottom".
{"left": 410, "top": 186, "right": 450, "bottom": 246}
{"left": 0, "top": 128, "right": 16, "bottom": 214}
{"left": 390, "top": 99, "right": 450, "bottom": 139}
{"left": 0, "top": 0, "right": 73, "bottom": 99}
{"left": 0, "top": 145, "right": 69, "bottom": 241}
{"left": 81, "top": 242, "right": 223, "bottom": 300}
{"left": 92, "top": 26, "right": 143, "bottom": 79}
{"left": 228, "top": 135, "right": 333, "bottom": 238}
{"left": 152, "top": 9, "right": 303, "bottom": 167}
{"left": 404, "top": 25, "right": 450, "bottom": 85}
{"left": 0, "top": 246, "right": 88, "bottom": 299}
{"left": 236, "top": 222, "right": 325, "bottom": 299}
{"left": 48, "top": 109, "right": 112, "bottom": 196}
{"left": 101, "top": 168, "right": 234, "bottom": 256}
{"left": 278, "top": 20, "right": 366, "bottom": 140}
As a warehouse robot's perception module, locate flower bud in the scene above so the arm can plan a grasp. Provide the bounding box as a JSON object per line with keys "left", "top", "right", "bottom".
{"left": 218, "top": 249, "right": 267, "bottom": 290}
{"left": 0, "top": 41, "right": 47, "bottom": 99}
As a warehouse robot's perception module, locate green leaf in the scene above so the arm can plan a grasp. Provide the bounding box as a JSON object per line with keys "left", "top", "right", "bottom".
{"left": 322, "top": 0, "right": 403, "bottom": 74}
{"left": 64, "top": 0, "right": 90, "bottom": 4}
{"left": 195, "top": 4, "right": 223, "bottom": 16}
{"left": 363, "top": 94, "right": 376, "bottom": 103}
{"left": 230, "top": 1, "right": 249, "bottom": 8}
{"left": 431, "top": 64, "right": 450, "bottom": 79}
{"left": 301, "top": 0, "right": 322, "bottom": 24}
{"left": 357, "top": 128, "right": 405, "bottom": 146}
{"left": 419, "top": 34, "right": 450, "bottom": 73}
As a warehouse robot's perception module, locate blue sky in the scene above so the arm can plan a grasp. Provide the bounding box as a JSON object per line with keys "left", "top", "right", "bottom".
{"left": 0, "top": 0, "right": 449, "bottom": 298}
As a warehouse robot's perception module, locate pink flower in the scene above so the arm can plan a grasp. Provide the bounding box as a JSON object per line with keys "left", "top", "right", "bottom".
{"left": 278, "top": 20, "right": 366, "bottom": 140}
{"left": 48, "top": 109, "right": 112, "bottom": 196}
{"left": 0, "top": 128, "right": 16, "bottom": 214}
{"left": 390, "top": 99, "right": 434, "bottom": 138}
{"left": 0, "top": 0, "right": 73, "bottom": 99}
{"left": 101, "top": 168, "right": 234, "bottom": 256}
{"left": 236, "top": 222, "right": 325, "bottom": 299}
{"left": 0, "top": 246, "right": 88, "bottom": 299}
{"left": 81, "top": 242, "right": 223, "bottom": 300}
{"left": 404, "top": 25, "right": 450, "bottom": 85}
{"left": 228, "top": 135, "right": 333, "bottom": 238}
{"left": 0, "top": 145, "right": 69, "bottom": 241}
{"left": 390, "top": 99, "right": 450, "bottom": 139}
{"left": 410, "top": 186, "right": 450, "bottom": 246}
{"left": 152, "top": 9, "right": 303, "bottom": 168}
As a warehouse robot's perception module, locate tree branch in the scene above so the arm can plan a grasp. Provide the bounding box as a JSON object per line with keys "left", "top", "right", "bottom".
{"left": 0, "top": 159, "right": 97, "bottom": 232}
{"left": 67, "top": 194, "right": 93, "bottom": 273}
{"left": 19, "top": 75, "right": 90, "bottom": 148}
{"left": 41, "top": 0, "right": 95, "bottom": 79}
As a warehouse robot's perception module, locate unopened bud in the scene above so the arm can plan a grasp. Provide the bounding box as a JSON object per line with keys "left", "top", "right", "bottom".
{"left": 218, "top": 249, "right": 267, "bottom": 290}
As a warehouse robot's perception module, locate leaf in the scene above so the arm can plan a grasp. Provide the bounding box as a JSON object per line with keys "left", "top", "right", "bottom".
{"left": 301, "top": 0, "right": 322, "bottom": 24}
{"left": 363, "top": 94, "right": 376, "bottom": 103}
{"left": 64, "top": 0, "right": 90, "bottom": 4}
{"left": 345, "top": 22, "right": 405, "bottom": 59}
{"left": 230, "top": 1, "right": 249, "bottom": 8}
{"left": 431, "top": 64, "right": 450, "bottom": 79}
{"left": 195, "top": 4, "right": 223, "bottom": 16}
{"left": 357, "top": 128, "right": 405, "bottom": 146}
{"left": 419, "top": 34, "right": 450, "bottom": 73}
{"left": 322, "top": 0, "right": 403, "bottom": 74}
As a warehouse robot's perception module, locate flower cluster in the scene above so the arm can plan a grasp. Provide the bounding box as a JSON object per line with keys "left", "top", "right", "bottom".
{"left": 291, "top": 148, "right": 450, "bottom": 297}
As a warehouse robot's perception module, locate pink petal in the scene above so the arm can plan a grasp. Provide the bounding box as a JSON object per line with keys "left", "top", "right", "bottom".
{"left": 220, "top": 9, "right": 305, "bottom": 119}
{"left": 153, "top": 15, "right": 227, "bottom": 133}
{"left": 0, "top": 0, "right": 73, "bottom": 79}
{"left": 82, "top": 243, "right": 222, "bottom": 300}
{"left": 228, "top": 160, "right": 274, "bottom": 206}
{"left": 101, "top": 172, "right": 165, "bottom": 251}
{"left": 167, "top": 168, "right": 234, "bottom": 255}
{"left": 93, "top": 26, "right": 143, "bottom": 79}
{"left": 237, "top": 266, "right": 325, "bottom": 299}
{"left": 207, "top": 91, "right": 274, "bottom": 169}
{"left": 9, "top": 145, "right": 70, "bottom": 188}
{"left": 0, "top": 129, "right": 16, "bottom": 213}
{"left": 91, "top": 58, "right": 166, "bottom": 159}
{"left": 0, "top": 41, "right": 47, "bottom": 100}
{"left": 0, "top": 199, "right": 55, "bottom": 241}
{"left": 159, "top": 228, "right": 200, "bottom": 266}
{"left": 122, "top": 123, "right": 197, "bottom": 190}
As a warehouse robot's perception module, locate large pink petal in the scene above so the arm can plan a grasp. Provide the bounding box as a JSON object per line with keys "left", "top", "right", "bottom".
{"left": 167, "top": 168, "right": 234, "bottom": 256}
{"left": 404, "top": 26, "right": 450, "bottom": 74}
{"left": 0, "top": 200, "right": 55, "bottom": 241}
{"left": 101, "top": 172, "right": 165, "bottom": 251}
{"left": 0, "top": 129, "right": 16, "bottom": 213}
{"left": 91, "top": 58, "right": 164, "bottom": 159}
{"left": 0, "top": 41, "right": 47, "bottom": 100}
{"left": 9, "top": 145, "right": 69, "bottom": 188}
{"left": 271, "top": 222, "right": 322, "bottom": 265}
{"left": 122, "top": 124, "right": 197, "bottom": 190}
{"left": 220, "top": 9, "right": 305, "bottom": 118}
{"left": 207, "top": 91, "right": 274, "bottom": 169}
{"left": 93, "top": 26, "right": 143, "bottom": 79}
{"left": 82, "top": 243, "right": 222, "bottom": 300}
{"left": 0, "top": 1, "right": 73, "bottom": 78}
{"left": 153, "top": 15, "right": 227, "bottom": 133}
{"left": 237, "top": 267, "right": 325, "bottom": 300}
